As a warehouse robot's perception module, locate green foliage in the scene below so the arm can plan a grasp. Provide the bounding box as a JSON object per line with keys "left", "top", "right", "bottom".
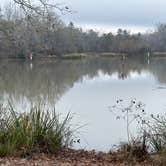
{"left": 0, "top": 103, "right": 73, "bottom": 156}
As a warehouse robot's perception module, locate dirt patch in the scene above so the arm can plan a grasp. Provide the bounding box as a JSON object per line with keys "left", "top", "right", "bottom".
{"left": 0, "top": 149, "right": 153, "bottom": 166}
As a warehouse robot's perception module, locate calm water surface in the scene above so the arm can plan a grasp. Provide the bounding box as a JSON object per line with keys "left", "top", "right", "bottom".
{"left": 0, "top": 57, "right": 166, "bottom": 152}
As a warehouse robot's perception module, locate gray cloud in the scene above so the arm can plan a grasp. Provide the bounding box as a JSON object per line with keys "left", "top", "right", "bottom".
{"left": 1, "top": 0, "right": 165, "bottom": 32}
{"left": 59, "top": 0, "right": 166, "bottom": 26}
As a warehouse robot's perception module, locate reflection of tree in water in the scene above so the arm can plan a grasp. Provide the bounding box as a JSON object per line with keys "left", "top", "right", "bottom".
{"left": 0, "top": 60, "right": 77, "bottom": 105}
{"left": 149, "top": 58, "right": 166, "bottom": 85}
{"left": 118, "top": 59, "right": 127, "bottom": 80}
{"left": 0, "top": 57, "right": 166, "bottom": 105}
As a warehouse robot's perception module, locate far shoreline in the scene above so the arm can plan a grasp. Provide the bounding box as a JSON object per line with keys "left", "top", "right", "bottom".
{"left": 1, "top": 51, "right": 166, "bottom": 60}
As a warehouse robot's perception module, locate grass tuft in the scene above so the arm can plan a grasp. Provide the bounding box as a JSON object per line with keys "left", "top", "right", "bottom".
{"left": 0, "top": 102, "right": 73, "bottom": 156}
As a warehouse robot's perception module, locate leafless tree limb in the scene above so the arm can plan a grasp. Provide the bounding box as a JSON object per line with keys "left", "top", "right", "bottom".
{"left": 12, "top": 0, "right": 72, "bottom": 16}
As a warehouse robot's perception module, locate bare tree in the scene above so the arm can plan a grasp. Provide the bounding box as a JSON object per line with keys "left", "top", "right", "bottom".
{"left": 12, "top": 0, "right": 71, "bottom": 16}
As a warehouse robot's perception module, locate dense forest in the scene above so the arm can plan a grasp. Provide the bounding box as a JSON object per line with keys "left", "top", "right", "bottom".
{"left": 0, "top": 2, "right": 166, "bottom": 58}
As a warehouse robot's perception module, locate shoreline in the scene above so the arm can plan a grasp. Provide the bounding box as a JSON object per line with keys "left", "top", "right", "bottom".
{"left": 1, "top": 52, "right": 166, "bottom": 60}
{"left": 0, "top": 148, "right": 153, "bottom": 166}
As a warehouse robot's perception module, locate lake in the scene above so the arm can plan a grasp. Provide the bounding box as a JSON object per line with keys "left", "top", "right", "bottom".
{"left": 0, "top": 57, "right": 166, "bottom": 152}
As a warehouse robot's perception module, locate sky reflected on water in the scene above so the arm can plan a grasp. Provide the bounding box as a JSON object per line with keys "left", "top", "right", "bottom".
{"left": 1, "top": 57, "right": 166, "bottom": 151}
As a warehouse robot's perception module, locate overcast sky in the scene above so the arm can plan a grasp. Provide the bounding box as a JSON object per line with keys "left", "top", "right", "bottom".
{"left": 2, "top": 0, "right": 166, "bottom": 33}
{"left": 56, "top": 0, "right": 166, "bottom": 33}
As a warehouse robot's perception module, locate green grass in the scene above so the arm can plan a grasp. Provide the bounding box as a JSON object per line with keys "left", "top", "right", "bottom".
{"left": 62, "top": 53, "right": 88, "bottom": 59}
{"left": 99, "top": 52, "right": 126, "bottom": 57}
{"left": 0, "top": 102, "right": 73, "bottom": 156}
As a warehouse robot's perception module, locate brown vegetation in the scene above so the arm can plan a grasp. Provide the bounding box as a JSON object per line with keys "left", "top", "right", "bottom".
{"left": 0, "top": 149, "right": 153, "bottom": 166}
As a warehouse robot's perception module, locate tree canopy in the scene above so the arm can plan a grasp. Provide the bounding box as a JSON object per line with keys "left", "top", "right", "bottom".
{"left": 0, "top": 2, "right": 165, "bottom": 58}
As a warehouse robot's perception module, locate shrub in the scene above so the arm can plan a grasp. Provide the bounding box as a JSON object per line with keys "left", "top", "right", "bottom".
{"left": 146, "top": 114, "right": 166, "bottom": 153}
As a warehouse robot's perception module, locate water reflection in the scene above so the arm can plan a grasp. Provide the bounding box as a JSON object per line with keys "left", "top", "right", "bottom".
{"left": 0, "top": 58, "right": 165, "bottom": 102}
{"left": 0, "top": 57, "right": 166, "bottom": 151}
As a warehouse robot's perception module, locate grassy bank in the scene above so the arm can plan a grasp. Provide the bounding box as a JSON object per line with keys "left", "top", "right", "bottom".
{"left": 98, "top": 52, "right": 125, "bottom": 57}
{"left": 108, "top": 99, "right": 166, "bottom": 165}
{"left": 1, "top": 101, "right": 166, "bottom": 165}
{"left": 0, "top": 103, "right": 73, "bottom": 157}
{"left": 61, "top": 53, "right": 89, "bottom": 59}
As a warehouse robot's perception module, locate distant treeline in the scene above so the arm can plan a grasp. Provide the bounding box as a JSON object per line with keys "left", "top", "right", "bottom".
{"left": 0, "top": 4, "right": 166, "bottom": 58}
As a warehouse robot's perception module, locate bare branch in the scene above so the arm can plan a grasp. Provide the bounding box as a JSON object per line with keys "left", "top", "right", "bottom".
{"left": 12, "top": 0, "right": 72, "bottom": 16}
